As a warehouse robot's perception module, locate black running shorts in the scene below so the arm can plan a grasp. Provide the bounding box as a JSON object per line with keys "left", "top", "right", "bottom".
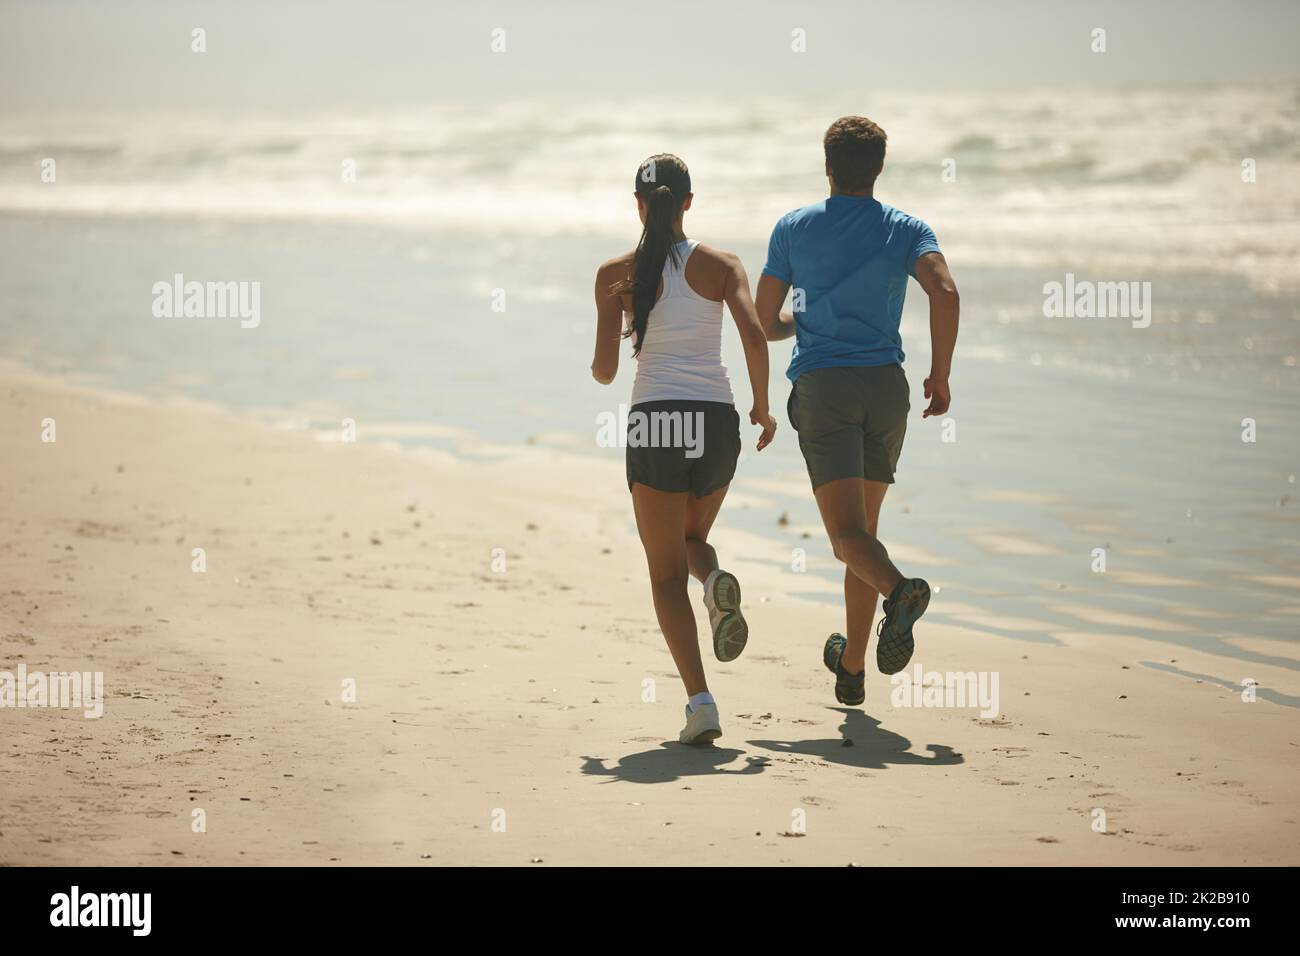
{"left": 625, "top": 400, "right": 741, "bottom": 498}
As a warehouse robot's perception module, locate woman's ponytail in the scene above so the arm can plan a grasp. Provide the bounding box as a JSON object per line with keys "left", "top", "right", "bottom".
{"left": 613, "top": 154, "right": 692, "bottom": 355}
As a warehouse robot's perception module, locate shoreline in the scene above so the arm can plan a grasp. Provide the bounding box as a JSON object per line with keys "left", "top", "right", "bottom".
{"left": 1, "top": 364, "right": 1297, "bottom": 865}
{"left": 10, "top": 347, "right": 1296, "bottom": 674}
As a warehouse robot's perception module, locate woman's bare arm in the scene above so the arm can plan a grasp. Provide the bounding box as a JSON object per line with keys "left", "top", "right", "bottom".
{"left": 591, "top": 258, "right": 628, "bottom": 385}
{"left": 722, "top": 254, "right": 777, "bottom": 451}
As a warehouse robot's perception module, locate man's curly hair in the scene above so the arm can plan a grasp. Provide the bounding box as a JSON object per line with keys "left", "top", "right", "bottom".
{"left": 824, "top": 116, "right": 887, "bottom": 192}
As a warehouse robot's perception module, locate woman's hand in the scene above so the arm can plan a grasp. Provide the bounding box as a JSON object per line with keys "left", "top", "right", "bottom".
{"left": 750, "top": 406, "right": 777, "bottom": 451}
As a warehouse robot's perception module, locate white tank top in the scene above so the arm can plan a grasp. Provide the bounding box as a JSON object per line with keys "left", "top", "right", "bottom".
{"left": 628, "top": 239, "right": 734, "bottom": 407}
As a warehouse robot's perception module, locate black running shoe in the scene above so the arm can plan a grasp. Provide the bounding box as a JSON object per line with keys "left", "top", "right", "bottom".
{"left": 822, "top": 633, "right": 866, "bottom": 706}
{"left": 875, "top": 578, "right": 931, "bottom": 675}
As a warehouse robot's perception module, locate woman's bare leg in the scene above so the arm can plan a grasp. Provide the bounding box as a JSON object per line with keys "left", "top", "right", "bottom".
{"left": 684, "top": 484, "right": 728, "bottom": 584}
{"left": 631, "top": 483, "right": 707, "bottom": 696}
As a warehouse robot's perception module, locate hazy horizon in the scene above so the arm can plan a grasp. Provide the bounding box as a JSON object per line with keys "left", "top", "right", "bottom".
{"left": 3, "top": 0, "right": 1299, "bottom": 114}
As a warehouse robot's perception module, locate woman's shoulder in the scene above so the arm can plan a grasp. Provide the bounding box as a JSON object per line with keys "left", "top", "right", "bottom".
{"left": 682, "top": 242, "right": 740, "bottom": 301}
{"left": 689, "top": 242, "right": 742, "bottom": 272}
{"left": 598, "top": 250, "right": 636, "bottom": 271}
{"left": 595, "top": 252, "right": 637, "bottom": 300}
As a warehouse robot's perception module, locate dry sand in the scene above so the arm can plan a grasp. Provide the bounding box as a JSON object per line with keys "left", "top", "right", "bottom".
{"left": 1, "top": 366, "right": 1297, "bottom": 865}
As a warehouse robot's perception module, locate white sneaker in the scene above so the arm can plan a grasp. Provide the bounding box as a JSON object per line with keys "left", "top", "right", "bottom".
{"left": 679, "top": 702, "right": 722, "bottom": 745}
{"left": 704, "top": 570, "right": 748, "bottom": 662}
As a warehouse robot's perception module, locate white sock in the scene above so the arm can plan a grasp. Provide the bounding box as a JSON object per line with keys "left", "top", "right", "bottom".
{"left": 687, "top": 691, "right": 715, "bottom": 712}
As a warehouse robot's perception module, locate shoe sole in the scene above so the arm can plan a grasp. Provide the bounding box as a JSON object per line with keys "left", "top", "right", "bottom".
{"left": 680, "top": 727, "right": 723, "bottom": 745}
{"left": 710, "top": 572, "right": 748, "bottom": 663}
{"left": 837, "top": 682, "right": 866, "bottom": 706}
{"left": 876, "top": 579, "right": 930, "bottom": 675}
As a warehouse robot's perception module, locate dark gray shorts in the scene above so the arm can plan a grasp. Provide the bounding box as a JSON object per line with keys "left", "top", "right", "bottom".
{"left": 626, "top": 400, "right": 740, "bottom": 497}
{"left": 787, "top": 364, "right": 910, "bottom": 488}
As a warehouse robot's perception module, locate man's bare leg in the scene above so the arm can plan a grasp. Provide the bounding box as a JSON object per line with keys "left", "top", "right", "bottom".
{"left": 813, "top": 476, "right": 904, "bottom": 600}
{"left": 841, "top": 479, "right": 890, "bottom": 674}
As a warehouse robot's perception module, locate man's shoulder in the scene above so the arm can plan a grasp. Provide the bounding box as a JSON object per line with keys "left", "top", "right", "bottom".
{"left": 777, "top": 200, "right": 830, "bottom": 227}
{"left": 879, "top": 201, "right": 931, "bottom": 232}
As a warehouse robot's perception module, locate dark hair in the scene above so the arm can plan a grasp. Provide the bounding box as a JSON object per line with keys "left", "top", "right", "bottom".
{"left": 613, "top": 153, "right": 691, "bottom": 355}
{"left": 824, "top": 116, "right": 887, "bottom": 192}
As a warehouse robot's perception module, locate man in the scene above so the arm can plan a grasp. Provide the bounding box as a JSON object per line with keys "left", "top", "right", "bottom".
{"left": 755, "top": 115, "right": 959, "bottom": 706}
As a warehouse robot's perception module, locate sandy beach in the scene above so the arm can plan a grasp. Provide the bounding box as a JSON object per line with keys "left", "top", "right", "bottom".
{"left": 3, "top": 363, "right": 1296, "bottom": 866}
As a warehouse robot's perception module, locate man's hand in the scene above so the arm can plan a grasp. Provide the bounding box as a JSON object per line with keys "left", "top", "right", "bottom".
{"left": 750, "top": 406, "right": 777, "bottom": 450}
{"left": 922, "top": 377, "right": 950, "bottom": 418}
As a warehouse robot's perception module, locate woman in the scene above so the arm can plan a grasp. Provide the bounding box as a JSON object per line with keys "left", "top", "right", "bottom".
{"left": 591, "top": 154, "right": 776, "bottom": 744}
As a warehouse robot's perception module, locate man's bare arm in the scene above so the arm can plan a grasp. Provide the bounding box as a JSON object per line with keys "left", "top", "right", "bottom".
{"left": 913, "top": 251, "right": 959, "bottom": 418}
{"left": 755, "top": 273, "right": 797, "bottom": 342}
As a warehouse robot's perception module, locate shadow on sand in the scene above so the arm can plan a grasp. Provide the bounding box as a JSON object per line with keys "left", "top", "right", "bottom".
{"left": 749, "top": 709, "right": 964, "bottom": 770}
{"left": 580, "top": 746, "right": 770, "bottom": 784}
{"left": 581, "top": 709, "right": 963, "bottom": 782}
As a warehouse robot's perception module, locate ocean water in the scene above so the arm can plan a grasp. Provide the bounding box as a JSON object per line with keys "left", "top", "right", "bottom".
{"left": 3, "top": 86, "right": 1299, "bottom": 286}
{"left": 2, "top": 88, "right": 1298, "bottom": 681}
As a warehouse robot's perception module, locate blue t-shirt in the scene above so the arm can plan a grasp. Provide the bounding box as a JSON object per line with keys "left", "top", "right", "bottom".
{"left": 762, "top": 196, "right": 940, "bottom": 382}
